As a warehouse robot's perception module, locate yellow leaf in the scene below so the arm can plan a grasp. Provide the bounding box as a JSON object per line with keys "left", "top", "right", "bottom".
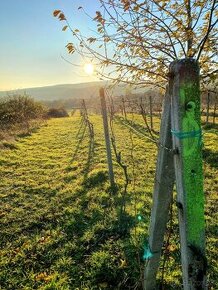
{"left": 119, "top": 258, "right": 127, "bottom": 268}
{"left": 66, "top": 43, "right": 75, "bottom": 54}
{"left": 167, "top": 245, "right": 176, "bottom": 252}
{"left": 35, "top": 272, "right": 47, "bottom": 281}
{"left": 98, "top": 282, "right": 108, "bottom": 288}
{"left": 118, "top": 43, "right": 126, "bottom": 49}
{"left": 62, "top": 25, "right": 68, "bottom": 31}
{"left": 133, "top": 5, "right": 139, "bottom": 12}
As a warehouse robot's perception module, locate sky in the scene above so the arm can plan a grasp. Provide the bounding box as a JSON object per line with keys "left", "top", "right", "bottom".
{"left": 0, "top": 0, "right": 101, "bottom": 91}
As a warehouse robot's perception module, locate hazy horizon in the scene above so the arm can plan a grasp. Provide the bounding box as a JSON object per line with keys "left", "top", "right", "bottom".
{"left": 0, "top": 0, "right": 101, "bottom": 91}
{"left": 0, "top": 80, "right": 105, "bottom": 93}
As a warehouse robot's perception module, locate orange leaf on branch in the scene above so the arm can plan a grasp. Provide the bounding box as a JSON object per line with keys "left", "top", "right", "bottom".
{"left": 53, "top": 10, "right": 61, "bottom": 17}
{"left": 58, "top": 13, "right": 66, "bottom": 21}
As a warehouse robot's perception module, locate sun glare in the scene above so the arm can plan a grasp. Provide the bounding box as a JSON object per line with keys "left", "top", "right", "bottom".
{"left": 84, "top": 63, "right": 94, "bottom": 75}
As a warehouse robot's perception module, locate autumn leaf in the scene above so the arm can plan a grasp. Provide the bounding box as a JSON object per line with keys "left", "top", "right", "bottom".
{"left": 103, "top": 59, "right": 110, "bottom": 65}
{"left": 66, "top": 43, "right": 75, "bottom": 54}
{"left": 62, "top": 25, "right": 68, "bottom": 31}
{"left": 94, "top": 11, "right": 105, "bottom": 24}
{"left": 119, "top": 258, "right": 127, "bottom": 268}
{"left": 58, "top": 13, "right": 66, "bottom": 21}
{"left": 121, "top": 0, "right": 130, "bottom": 11}
{"left": 98, "top": 282, "right": 108, "bottom": 288}
{"left": 35, "top": 272, "right": 47, "bottom": 281}
{"left": 87, "top": 37, "right": 97, "bottom": 43}
{"left": 118, "top": 43, "right": 126, "bottom": 49}
{"left": 53, "top": 10, "right": 61, "bottom": 17}
{"left": 133, "top": 5, "right": 140, "bottom": 12}
{"left": 104, "top": 37, "right": 110, "bottom": 42}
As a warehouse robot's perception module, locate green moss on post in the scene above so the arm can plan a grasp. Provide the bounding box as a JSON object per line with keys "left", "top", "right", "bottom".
{"left": 170, "top": 59, "right": 206, "bottom": 289}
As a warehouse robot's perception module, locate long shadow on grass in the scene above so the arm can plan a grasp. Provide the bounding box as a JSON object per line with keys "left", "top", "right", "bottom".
{"left": 71, "top": 118, "right": 87, "bottom": 162}
{"left": 115, "top": 115, "right": 159, "bottom": 139}
{"left": 68, "top": 172, "right": 135, "bottom": 240}
{"left": 202, "top": 148, "right": 218, "bottom": 169}
{"left": 82, "top": 134, "right": 95, "bottom": 181}
{"left": 1, "top": 170, "right": 137, "bottom": 289}
{"left": 202, "top": 122, "right": 218, "bottom": 130}
{"left": 61, "top": 177, "right": 137, "bottom": 288}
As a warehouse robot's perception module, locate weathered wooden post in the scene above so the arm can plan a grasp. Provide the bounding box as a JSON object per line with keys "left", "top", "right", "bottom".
{"left": 144, "top": 87, "right": 175, "bottom": 289}
{"left": 170, "top": 59, "right": 206, "bottom": 290}
{"left": 206, "top": 91, "right": 210, "bottom": 124}
{"left": 120, "top": 104, "right": 124, "bottom": 115}
{"left": 213, "top": 98, "right": 217, "bottom": 124}
{"left": 82, "top": 99, "right": 94, "bottom": 138}
{"left": 109, "top": 95, "right": 115, "bottom": 117}
{"left": 144, "top": 59, "right": 206, "bottom": 290}
{"left": 99, "top": 87, "right": 115, "bottom": 187}
{"left": 82, "top": 99, "right": 87, "bottom": 116}
{"left": 122, "top": 97, "right": 127, "bottom": 119}
{"left": 149, "top": 95, "right": 153, "bottom": 130}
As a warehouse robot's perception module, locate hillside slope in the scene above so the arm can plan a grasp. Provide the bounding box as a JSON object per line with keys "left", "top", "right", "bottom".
{"left": 0, "top": 82, "right": 151, "bottom": 102}
{"left": 0, "top": 81, "right": 137, "bottom": 101}
{"left": 0, "top": 82, "right": 105, "bottom": 101}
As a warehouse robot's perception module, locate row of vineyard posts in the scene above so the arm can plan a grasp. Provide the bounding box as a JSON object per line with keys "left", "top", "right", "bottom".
{"left": 119, "top": 91, "right": 217, "bottom": 126}
{"left": 75, "top": 59, "right": 217, "bottom": 290}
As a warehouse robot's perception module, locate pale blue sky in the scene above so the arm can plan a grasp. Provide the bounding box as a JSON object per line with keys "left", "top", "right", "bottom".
{"left": 0, "top": 0, "right": 101, "bottom": 90}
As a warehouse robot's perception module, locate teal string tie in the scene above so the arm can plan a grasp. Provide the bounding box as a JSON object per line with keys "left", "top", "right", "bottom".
{"left": 171, "top": 129, "right": 202, "bottom": 139}
{"left": 143, "top": 247, "right": 153, "bottom": 260}
{"left": 171, "top": 129, "right": 203, "bottom": 147}
{"left": 143, "top": 243, "right": 153, "bottom": 260}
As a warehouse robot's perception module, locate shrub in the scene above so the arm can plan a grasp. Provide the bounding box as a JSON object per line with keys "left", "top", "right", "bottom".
{"left": 0, "top": 95, "right": 47, "bottom": 128}
{"left": 47, "top": 108, "right": 69, "bottom": 118}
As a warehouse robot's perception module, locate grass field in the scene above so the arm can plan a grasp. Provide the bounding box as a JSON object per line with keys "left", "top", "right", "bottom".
{"left": 0, "top": 111, "right": 217, "bottom": 289}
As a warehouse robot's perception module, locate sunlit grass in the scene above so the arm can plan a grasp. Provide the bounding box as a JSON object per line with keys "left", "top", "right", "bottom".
{"left": 0, "top": 111, "right": 217, "bottom": 289}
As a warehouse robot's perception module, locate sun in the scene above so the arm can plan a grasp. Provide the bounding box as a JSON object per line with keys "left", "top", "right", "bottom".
{"left": 84, "top": 63, "right": 94, "bottom": 75}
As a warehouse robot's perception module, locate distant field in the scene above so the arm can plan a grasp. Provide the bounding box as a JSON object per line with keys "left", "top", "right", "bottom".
{"left": 0, "top": 112, "right": 217, "bottom": 289}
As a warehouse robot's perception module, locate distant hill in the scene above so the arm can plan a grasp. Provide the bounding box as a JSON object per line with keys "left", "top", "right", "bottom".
{"left": 0, "top": 81, "right": 151, "bottom": 102}
{"left": 0, "top": 81, "right": 139, "bottom": 101}
{"left": 0, "top": 82, "right": 103, "bottom": 101}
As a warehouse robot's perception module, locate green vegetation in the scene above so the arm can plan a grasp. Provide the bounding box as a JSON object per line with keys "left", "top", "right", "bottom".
{"left": 0, "top": 95, "right": 47, "bottom": 149}
{"left": 0, "top": 111, "right": 217, "bottom": 289}
{"left": 47, "top": 108, "right": 69, "bottom": 118}
{"left": 0, "top": 95, "right": 46, "bottom": 127}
